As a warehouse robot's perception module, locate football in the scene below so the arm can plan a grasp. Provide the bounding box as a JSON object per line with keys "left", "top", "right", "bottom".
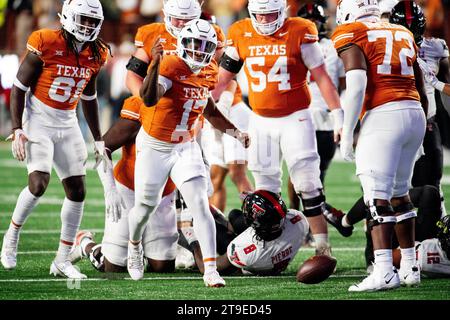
{"left": 296, "top": 255, "right": 337, "bottom": 284}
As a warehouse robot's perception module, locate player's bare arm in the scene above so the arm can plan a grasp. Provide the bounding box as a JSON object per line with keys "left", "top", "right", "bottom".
{"left": 437, "top": 56, "right": 450, "bottom": 96}
{"left": 203, "top": 96, "right": 250, "bottom": 148}
{"left": 140, "top": 37, "right": 164, "bottom": 107}
{"left": 10, "top": 52, "right": 43, "bottom": 131}
{"left": 102, "top": 118, "right": 140, "bottom": 154}
{"left": 126, "top": 48, "right": 150, "bottom": 97}
{"left": 413, "top": 60, "right": 429, "bottom": 117}
{"left": 8, "top": 52, "right": 43, "bottom": 161}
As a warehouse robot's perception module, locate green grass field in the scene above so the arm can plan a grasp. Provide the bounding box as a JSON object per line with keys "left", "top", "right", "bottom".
{"left": 0, "top": 142, "right": 449, "bottom": 300}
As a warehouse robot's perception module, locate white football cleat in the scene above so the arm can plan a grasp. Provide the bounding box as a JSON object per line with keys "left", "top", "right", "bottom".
{"left": 175, "top": 245, "right": 195, "bottom": 269}
{"left": 203, "top": 270, "right": 226, "bottom": 288}
{"left": 50, "top": 260, "right": 87, "bottom": 279}
{"left": 127, "top": 242, "right": 144, "bottom": 281}
{"left": 399, "top": 265, "right": 421, "bottom": 287}
{"left": 1, "top": 234, "right": 18, "bottom": 270}
{"left": 68, "top": 230, "right": 95, "bottom": 264}
{"left": 349, "top": 264, "right": 400, "bottom": 292}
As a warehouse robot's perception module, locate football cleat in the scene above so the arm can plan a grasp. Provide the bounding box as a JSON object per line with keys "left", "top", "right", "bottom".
{"left": 50, "top": 260, "right": 87, "bottom": 279}
{"left": 323, "top": 207, "right": 353, "bottom": 237}
{"left": 1, "top": 234, "right": 18, "bottom": 270}
{"left": 399, "top": 265, "right": 421, "bottom": 287}
{"left": 68, "top": 230, "right": 95, "bottom": 264}
{"left": 203, "top": 270, "right": 226, "bottom": 288}
{"left": 349, "top": 264, "right": 400, "bottom": 292}
{"left": 175, "top": 245, "right": 195, "bottom": 269}
{"left": 127, "top": 242, "right": 144, "bottom": 281}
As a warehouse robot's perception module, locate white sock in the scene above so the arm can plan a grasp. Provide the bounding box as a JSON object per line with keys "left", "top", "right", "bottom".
{"left": 128, "top": 203, "right": 155, "bottom": 242}
{"left": 342, "top": 215, "right": 352, "bottom": 228}
{"left": 178, "top": 177, "right": 217, "bottom": 273}
{"left": 56, "top": 198, "right": 84, "bottom": 262}
{"left": 6, "top": 187, "right": 40, "bottom": 242}
{"left": 400, "top": 247, "right": 416, "bottom": 270}
{"left": 374, "top": 249, "right": 393, "bottom": 273}
{"left": 313, "top": 233, "right": 329, "bottom": 248}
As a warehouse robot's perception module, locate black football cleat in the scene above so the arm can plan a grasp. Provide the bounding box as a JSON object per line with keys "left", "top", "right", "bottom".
{"left": 323, "top": 205, "right": 354, "bottom": 237}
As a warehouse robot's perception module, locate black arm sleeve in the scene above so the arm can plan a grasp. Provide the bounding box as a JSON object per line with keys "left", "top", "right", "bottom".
{"left": 126, "top": 56, "right": 149, "bottom": 78}
{"left": 219, "top": 52, "right": 244, "bottom": 74}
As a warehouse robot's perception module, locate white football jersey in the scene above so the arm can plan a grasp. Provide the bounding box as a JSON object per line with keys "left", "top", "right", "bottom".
{"left": 307, "top": 37, "right": 345, "bottom": 131}
{"left": 419, "top": 37, "right": 449, "bottom": 119}
{"left": 226, "top": 209, "right": 309, "bottom": 275}
{"left": 416, "top": 238, "right": 450, "bottom": 277}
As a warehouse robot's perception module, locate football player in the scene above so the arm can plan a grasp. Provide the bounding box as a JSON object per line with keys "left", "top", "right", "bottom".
{"left": 212, "top": 0, "right": 344, "bottom": 257}
{"left": 179, "top": 191, "right": 309, "bottom": 276}
{"left": 390, "top": 1, "right": 450, "bottom": 215}
{"left": 1, "top": 0, "right": 109, "bottom": 279}
{"left": 127, "top": 19, "right": 250, "bottom": 287}
{"left": 332, "top": 0, "right": 428, "bottom": 291}
{"left": 287, "top": 3, "right": 350, "bottom": 239}
{"left": 68, "top": 96, "right": 179, "bottom": 274}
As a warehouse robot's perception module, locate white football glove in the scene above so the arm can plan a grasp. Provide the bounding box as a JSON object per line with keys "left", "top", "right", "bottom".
{"left": 93, "top": 141, "right": 111, "bottom": 172}
{"left": 418, "top": 58, "right": 445, "bottom": 92}
{"left": 330, "top": 108, "right": 344, "bottom": 143}
{"left": 340, "top": 131, "right": 355, "bottom": 162}
{"left": 6, "top": 129, "right": 32, "bottom": 161}
{"left": 104, "top": 187, "right": 126, "bottom": 223}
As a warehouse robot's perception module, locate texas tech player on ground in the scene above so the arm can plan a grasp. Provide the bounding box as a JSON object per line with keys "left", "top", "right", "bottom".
{"left": 69, "top": 96, "right": 179, "bottom": 274}
{"left": 213, "top": 0, "right": 344, "bottom": 257}
{"left": 332, "top": 0, "right": 427, "bottom": 292}
{"left": 127, "top": 20, "right": 249, "bottom": 287}
{"left": 179, "top": 191, "right": 309, "bottom": 276}
{"left": 1, "top": 0, "right": 109, "bottom": 279}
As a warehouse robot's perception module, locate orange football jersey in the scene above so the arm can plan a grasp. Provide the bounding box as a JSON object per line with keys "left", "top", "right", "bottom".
{"left": 113, "top": 96, "right": 176, "bottom": 195}
{"left": 226, "top": 18, "right": 319, "bottom": 117}
{"left": 134, "top": 22, "right": 225, "bottom": 83}
{"left": 332, "top": 21, "right": 420, "bottom": 114}
{"left": 140, "top": 55, "right": 216, "bottom": 144}
{"left": 26, "top": 29, "right": 107, "bottom": 111}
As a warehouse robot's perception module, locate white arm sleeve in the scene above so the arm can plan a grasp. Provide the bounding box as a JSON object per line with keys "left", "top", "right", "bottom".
{"left": 300, "top": 42, "right": 325, "bottom": 70}
{"left": 96, "top": 163, "right": 117, "bottom": 191}
{"left": 158, "top": 75, "right": 173, "bottom": 94}
{"left": 224, "top": 46, "right": 240, "bottom": 61}
{"left": 342, "top": 69, "right": 367, "bottom": 135}
{"left": 215, "top": 91, "right": 234, "bottom": 117}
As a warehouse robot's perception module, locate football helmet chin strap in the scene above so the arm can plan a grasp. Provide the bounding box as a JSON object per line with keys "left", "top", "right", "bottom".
{"left": 366, "top": 199, "right": 397, "bottom": 230}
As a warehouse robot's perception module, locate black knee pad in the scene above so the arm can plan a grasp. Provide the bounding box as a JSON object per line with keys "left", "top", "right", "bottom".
{"left": 366, "top": 203, "right": 396, "bottom": 230}
{"left": 299, "top": 192, "right": 326, "bottom": 217}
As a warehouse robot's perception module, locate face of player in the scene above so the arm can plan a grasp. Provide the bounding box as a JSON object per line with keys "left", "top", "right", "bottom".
{"left": 170, "top": 17, "right": 193, "bottom": 30}
{"left": 255, "top": 12, "right": 279, "bottom": 24}
{"left": 76, "top": 14, "right": 101, "bottom": 37}
{"left": 184, "top": 38, "right": 215, "bottom": 63}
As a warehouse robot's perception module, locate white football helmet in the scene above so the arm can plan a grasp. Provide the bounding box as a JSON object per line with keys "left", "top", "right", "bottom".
{"left": 163, "top": 0, "right": 202, "bottom": 38}
{"left": 248, "top": 0, "right": 287, "bottom": 35}
{"left": 59, "top": 0, "right": 104, "bottom": 42}
{"left": 177, "top": 19, "right": 217, "bottom": 73}
{"left": 336, "top": 0, "right": 381, "bottom": 25}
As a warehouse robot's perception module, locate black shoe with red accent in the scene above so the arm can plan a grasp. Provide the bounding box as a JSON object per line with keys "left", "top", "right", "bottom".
{"left": 323, "top": 205, "right": 353, "bottom": 237}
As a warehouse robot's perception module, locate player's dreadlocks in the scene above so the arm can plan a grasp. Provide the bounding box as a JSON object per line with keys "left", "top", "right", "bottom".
{"left": 61, "top": 28, "right": 112, "bottom": 65}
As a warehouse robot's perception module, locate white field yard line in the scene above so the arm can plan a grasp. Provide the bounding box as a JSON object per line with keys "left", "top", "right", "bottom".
{"left": 0, "top": 229, "right": 105, "bottom": 234}
{"left": 15, "top": 247, "right": 365, "bottom": 255}
{"left": 0, "top": 274, "right": 364, "bottom": 283}
{"left": 0, "top": 159, "right": 100, "bottom": 171}
{"left": 0, "top": 211, "right": 105, "bottom": 218}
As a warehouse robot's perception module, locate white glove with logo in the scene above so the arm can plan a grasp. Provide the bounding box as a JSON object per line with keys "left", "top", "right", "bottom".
{"left": 93, "top": 141, "right": 111, "bottom": 172}
{"left": 340, "top": 130, "right": 355, "bottom": 162}
{"left": 6, "top": 129, "right": 32, "bottom": 161}
{"left": 418, "top": 58, "right": 445, "bottom": 92}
